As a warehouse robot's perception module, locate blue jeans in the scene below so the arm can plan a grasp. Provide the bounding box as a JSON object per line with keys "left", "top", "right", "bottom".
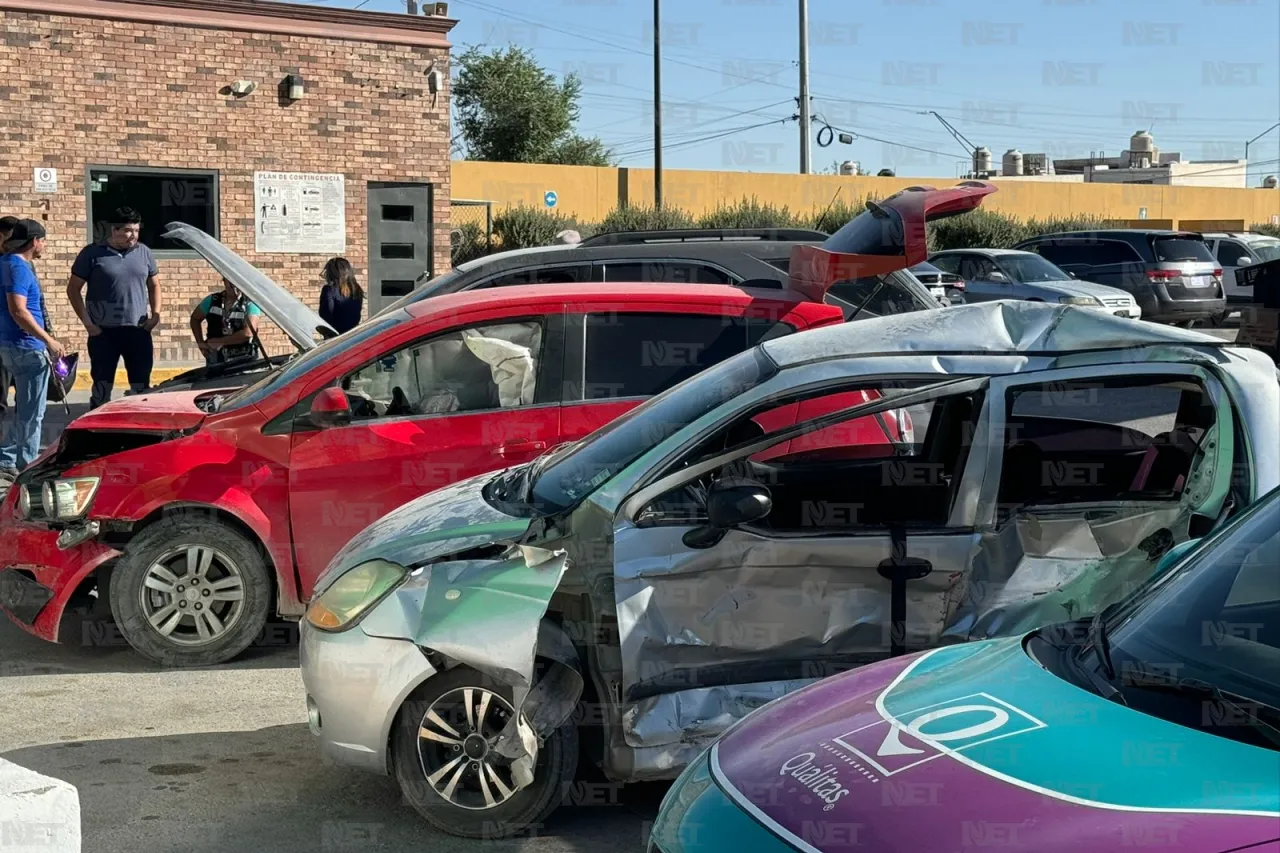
{"left": 0, "top": 346, "right": 50, "bottom": 471}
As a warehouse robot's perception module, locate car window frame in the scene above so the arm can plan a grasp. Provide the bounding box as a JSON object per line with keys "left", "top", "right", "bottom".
{"left": 1215, "top": 240, "right": 1251, "bottom": 267}
{"left": 593, "top": 257, "right": 740, "bottom": 286}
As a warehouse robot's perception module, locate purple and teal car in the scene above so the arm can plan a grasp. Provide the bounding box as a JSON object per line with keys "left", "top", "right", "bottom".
{"left": 650, "top": 488, "right": 1280, "bottom": 853}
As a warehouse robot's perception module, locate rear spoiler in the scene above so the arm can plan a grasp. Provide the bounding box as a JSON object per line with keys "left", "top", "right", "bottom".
{"left": 786, "top": 181, "right": 998, "bottom": 303}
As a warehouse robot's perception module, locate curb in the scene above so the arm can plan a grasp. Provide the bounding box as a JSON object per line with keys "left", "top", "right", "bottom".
{"left": 0, "top": 758, "right": 81, "bottom": 852}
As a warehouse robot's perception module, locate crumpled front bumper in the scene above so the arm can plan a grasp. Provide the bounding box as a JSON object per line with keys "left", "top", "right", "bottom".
{"left": 299, "top": 618, "right": 437, "bottom": 775}
{"left": 0, "top": 508, "right": 120, "bottom": 642}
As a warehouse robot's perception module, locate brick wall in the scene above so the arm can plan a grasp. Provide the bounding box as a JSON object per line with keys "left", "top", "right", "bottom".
{"left": 0, "top": 6, "right": 452, "bottom": 363}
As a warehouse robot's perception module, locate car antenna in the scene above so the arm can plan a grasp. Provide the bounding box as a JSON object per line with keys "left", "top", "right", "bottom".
{"left": 815, "top": 186, "right": 843, "bottom": 235}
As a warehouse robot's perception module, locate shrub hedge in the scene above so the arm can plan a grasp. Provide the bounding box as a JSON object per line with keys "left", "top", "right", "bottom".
{"left": 473, "top": 198, "right": 1275, "bottom": 255}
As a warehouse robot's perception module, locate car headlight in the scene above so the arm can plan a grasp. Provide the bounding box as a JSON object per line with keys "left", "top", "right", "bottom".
{"left": 305, "top": 559, "right": 407, "bottom": 631}
{"left": 1059, "top": 296, "right": 1102, "bottom": 306}
{"left": 39, "top": 477, "right": 100, "bottom": 520}
{"left": 17, "top": 484, "right": 31, "bottom": 519}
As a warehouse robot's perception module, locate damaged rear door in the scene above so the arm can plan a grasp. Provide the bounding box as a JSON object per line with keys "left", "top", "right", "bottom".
{"left": 608, "top": 375, "right": 992, "bottom": 755}
{"left": 946, "top": 363, "right": 1240, "bottom": 640}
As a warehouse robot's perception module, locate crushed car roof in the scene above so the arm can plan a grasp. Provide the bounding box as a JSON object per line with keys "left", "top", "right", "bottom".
{"left": 763, "top": 300, "right": 1231, "bottom": 367}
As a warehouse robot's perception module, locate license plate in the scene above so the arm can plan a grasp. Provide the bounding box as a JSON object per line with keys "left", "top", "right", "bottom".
{"left": 929, "top": 286, "right": 946, "bottom": 298}
{"left": 1184, "top": 275, "right": 1209, "bottom": 287}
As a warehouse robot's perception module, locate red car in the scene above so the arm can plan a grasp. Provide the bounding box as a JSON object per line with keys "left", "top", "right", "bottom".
{"left": 0, "top": 243, "right": 872, "bottom": 666}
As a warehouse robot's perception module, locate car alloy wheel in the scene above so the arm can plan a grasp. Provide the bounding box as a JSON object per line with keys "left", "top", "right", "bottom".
{"left": 417, "top": 686, "right": 524, "bottom": 811}
{"left": 138, "top": 545, "right": 247, "bottom": 647}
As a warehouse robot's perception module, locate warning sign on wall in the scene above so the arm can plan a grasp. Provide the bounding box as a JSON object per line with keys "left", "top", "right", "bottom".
{"left": 254, "top": 172, "right": 345, "bottom": 254}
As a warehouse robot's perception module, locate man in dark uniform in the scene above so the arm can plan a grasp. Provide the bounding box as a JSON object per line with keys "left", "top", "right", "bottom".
{"left": 190, "top": 278, "right": 261, "bottom": 366}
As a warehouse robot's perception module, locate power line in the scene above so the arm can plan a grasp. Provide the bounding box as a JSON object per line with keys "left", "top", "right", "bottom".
{"left": 611, "top": 117, "right": 796, "bottom": 160}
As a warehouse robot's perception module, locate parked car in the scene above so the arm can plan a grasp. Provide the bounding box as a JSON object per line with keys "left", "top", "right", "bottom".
{"left": 1014, "top": 230, "right": 1224, "bottom": 325}
{"left": 908, "top": 261, "right": 966, "bottom": 305}
{"left": 374, "top": 228, "right": 832, "bottom": 320}
{"left": 650, "top": 484, "right": 1280, "bottom": 853}
{"left": 1202, "top": 231, "right": 1280, "bottom": 321}
{"left": 929, "top": 248, "right": 1141, "bottom": 319}
{"left": 0, "top": 272, "right": 853, "bottom": 667}
{"left": 299, "top": 298, "right": 1278, "bottom": 838}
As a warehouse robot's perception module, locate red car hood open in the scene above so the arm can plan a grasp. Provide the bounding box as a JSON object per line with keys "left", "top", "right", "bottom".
{"left": 70, "top": 390, "right": 209, "bottom": 432}
{"left": 789, "top": 181, "right": 998, "bottom": 303}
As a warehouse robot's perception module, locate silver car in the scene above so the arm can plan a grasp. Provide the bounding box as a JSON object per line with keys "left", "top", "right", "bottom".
{"left": 930, "top": 248, "right": 1142, "bottom": 319}
{"left": 299, "top": 301, "right": 1278, "bottom": 838}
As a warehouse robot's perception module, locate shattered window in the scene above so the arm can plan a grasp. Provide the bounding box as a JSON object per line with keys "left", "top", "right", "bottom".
{"left": 999, "top": 379, "right": 1214, "bottom": 507}
{"left": 342, "top": 320, "right": 544, "bottom": 419}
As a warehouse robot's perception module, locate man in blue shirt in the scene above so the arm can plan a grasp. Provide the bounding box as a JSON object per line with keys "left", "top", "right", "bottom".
{"left": 0, "top": 220, "right": 66, "bottom": 477}
{"left": 67, "top": 206, "right": 161, "bottom": 409}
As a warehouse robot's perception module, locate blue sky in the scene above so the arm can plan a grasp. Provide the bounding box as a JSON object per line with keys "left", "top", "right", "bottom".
{"left": 330, "top": 0, "right": 1278, "bottom": 180}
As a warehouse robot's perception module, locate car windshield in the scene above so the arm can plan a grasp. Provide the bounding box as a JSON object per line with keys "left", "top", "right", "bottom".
{"left": 1152, "top": 237, "right": 1216, "bottom": 263}
{"left": 216, "top": 313, "right": 406, "bottom": 412}
{"left": 998, "top": 253, "right": 1071, "bottom": 282}
{"left": 518, "top": 347, "right": 778, "bottom": 515}
{"left": 1248, "top": 239, "right": 1280, "bottom": 262}
{"left": 1107, "top": 490, "right": 1280, "bottom": 722}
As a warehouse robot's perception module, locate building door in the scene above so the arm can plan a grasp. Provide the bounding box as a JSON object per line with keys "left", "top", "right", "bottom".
{"left": 367, "top": 182, "right": 434, "bottom": 316}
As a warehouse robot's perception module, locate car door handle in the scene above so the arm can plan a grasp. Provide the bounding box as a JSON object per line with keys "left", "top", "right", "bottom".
{"left": 495, "top": 440, "right": 547, "bottom": 458}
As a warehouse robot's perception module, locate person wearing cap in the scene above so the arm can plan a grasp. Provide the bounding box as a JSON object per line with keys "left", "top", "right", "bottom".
{"left": 67, "top": 206, "right": 161, "bottom": 409}
{"left": 0, "top": 220, "right": 65, "bottom": 478}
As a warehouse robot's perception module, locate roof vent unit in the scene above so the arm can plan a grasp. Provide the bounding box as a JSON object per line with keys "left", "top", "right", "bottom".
{"left": 1263, "top": 175, "right": 1278, "bottom": 189}
{"left": 973, "top": 147, "right": 993, "bottom": 175}
{"left": 839, "top": 160, "right": 860, "bottom": 176}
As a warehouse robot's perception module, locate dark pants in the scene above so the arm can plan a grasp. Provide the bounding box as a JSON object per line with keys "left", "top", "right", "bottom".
{"left": 0, "top": 363, "right": 10, "bottom": 412}
{"left": 88, "top": 326, "right": 153, "bottom": 409}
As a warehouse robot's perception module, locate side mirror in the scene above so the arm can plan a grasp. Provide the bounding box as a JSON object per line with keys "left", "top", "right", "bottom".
{"left": 683, "top": 482, "right": 772, "bottom": 549}
{"left": 1154, "top": 538, "right": 1200, "bottom": 577}
{"left": 987, "top": 270, "right": 1007, "bottom": 282}
{"left": 309, "top": 386, "right": 351, "bottom": 429}
{"left": 1237, "top": 256, "right": 1253, "bottom": 267}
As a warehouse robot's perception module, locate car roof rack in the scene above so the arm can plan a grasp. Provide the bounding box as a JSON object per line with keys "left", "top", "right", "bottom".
{"left": 579, "top": 228, "right": 829, "bottom": 246}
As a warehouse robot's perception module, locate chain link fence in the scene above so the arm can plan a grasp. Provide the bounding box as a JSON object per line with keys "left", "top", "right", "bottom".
{"left": 450, "top": 199, "right": 493, "bottom": 266}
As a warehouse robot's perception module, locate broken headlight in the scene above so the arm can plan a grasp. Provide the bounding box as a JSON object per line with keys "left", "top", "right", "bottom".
{"left": 37, "top": 477, "right": 100, "bottom": 520}
{"left": 305, "top": 559, "right": 406, "bottom": 631}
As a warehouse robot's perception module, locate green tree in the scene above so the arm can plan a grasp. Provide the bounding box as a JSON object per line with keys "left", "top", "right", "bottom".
{"left": 453, "top": 46, "right": 614, "bottom": 166}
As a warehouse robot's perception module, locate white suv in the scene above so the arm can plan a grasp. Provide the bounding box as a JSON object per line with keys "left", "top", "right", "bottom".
{"left": 1202, "top": 232, "right": 1280, "bottom": 314}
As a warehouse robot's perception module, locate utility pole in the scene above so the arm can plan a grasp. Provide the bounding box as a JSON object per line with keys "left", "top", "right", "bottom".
{"left": 798, "top": 0, "right": 811, "bottom": 174}
{"left": 653, "top": 0, "right": 663, "bottom": 209}
{"left": 1245, "top": 121, "right": 1280, "bottom": 184}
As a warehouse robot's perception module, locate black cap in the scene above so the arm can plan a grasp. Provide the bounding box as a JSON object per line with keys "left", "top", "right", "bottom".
{"left": 2, "top": 219, "right": 46, "bottom": 252}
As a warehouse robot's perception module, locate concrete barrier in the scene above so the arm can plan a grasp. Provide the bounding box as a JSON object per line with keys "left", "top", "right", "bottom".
{"left": 0, "top": 758, "right": 81, "bottom": 852}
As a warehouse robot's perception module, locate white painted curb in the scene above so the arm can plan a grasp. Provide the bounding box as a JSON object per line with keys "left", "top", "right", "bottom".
{"left": 0, "top": 758, "right": 81, "bottom": 852}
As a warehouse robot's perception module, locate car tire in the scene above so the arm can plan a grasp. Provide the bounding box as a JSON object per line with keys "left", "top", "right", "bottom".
{"left": 945, "top": 288, "right": 965, "bottom": 305}
{"left": 109, "top": 513, "right": 272, "bottom": 667}
{"left": 393, "top": 666, "right": 578, "bottom": 840}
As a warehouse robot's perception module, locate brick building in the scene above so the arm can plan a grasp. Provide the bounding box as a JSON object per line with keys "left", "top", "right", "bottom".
{"left": 0, "top": 0, "right": 455, "bottom": 363}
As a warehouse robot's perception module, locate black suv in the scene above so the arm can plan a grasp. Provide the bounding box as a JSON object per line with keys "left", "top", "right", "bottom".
{"left": 1014, "top": 230, "right": 1224, "bottom": 325}
{"left": 373, "top": 228, "right": 828, "bottom": 319}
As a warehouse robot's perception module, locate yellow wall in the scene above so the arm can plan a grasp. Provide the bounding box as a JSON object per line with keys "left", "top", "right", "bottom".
{"left": 452, "top": 161, "right": 1280, "bottom": 228}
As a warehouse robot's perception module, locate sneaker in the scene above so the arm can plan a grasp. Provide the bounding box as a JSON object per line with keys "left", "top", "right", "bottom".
{"left": 0, "top": 467, "right": 18, "bottom": 483}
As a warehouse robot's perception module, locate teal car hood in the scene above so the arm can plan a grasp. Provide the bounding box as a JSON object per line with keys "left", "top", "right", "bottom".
{"left": 312, "top": 469, "right": 531, "bottom": 597}
{"left": 707, "top": 638, "right": 1280, "bottom": 852}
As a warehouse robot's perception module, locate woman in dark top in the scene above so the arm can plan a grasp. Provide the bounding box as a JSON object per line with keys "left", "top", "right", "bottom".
{"left": 318, "top": 257, "right": 364, "bottom": 334}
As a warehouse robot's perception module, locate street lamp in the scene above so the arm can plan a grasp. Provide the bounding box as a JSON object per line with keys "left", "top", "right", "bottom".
{"left": 1244, "top": 121, "right": 1280, "bottom": 182}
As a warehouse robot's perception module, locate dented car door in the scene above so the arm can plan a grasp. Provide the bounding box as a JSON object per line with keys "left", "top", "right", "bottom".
{"left": 608, "top": 376, "right": 992, "bottom": 759}
{"left": 945, "top": 362, "right": 1241, "bottom": 640}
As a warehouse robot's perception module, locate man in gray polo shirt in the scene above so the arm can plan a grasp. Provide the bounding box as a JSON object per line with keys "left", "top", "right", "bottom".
{"left": 67, "top": 206, "right": 162, "bottom": 409}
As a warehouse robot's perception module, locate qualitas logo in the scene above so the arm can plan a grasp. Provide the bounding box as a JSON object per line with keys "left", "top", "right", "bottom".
{"left": 779, "top": 753, "right": 851, "bottom": 811}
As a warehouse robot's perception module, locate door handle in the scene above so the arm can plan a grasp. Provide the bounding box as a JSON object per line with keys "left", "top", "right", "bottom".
{"left": 495, "top": 439, "right": 547, "bottom": 458}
